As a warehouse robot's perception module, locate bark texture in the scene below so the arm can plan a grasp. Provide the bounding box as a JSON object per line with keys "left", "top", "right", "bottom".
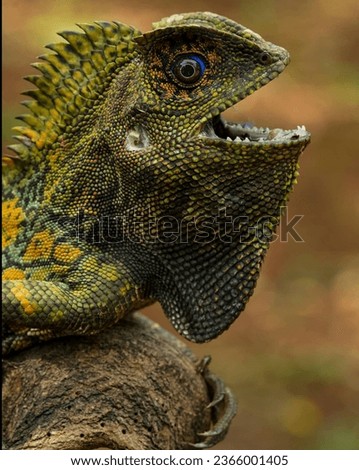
{"left": 2, "top": 312, "right": 236, "bottom": 450}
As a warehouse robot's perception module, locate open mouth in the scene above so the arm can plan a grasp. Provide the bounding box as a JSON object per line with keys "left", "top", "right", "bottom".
{"left": 200, "top": 114, "right": 308, "bottom": 144}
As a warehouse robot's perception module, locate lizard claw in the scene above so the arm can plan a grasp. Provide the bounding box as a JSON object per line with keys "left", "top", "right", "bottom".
{"left": 189, "top": 355, "right": 238, "bottom": 449}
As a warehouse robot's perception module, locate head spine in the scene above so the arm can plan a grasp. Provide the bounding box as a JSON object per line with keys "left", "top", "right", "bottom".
{"left": 6, "top": 21, "right": 141, "bottom": 163}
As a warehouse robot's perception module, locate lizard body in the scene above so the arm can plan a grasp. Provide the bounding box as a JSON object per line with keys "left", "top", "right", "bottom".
{"left": 2, "top": 12, "right": 310, "bottom": 355}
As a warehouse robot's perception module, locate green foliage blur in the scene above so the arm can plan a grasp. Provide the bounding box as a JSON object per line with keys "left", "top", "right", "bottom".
{"left": 3, "top": 0, "right": 359, "bottom": 450}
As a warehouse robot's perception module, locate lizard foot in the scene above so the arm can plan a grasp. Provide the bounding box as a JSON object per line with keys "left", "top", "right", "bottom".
{"left": 2, "top": 327, "right": 58, "bottom": 356}
{"left": 190, "top": 355, "right": 238, "bottom": 449}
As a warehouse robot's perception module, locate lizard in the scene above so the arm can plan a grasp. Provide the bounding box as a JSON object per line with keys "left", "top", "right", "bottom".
{"left": 2, "top": 11, "right": 310, "bottom": 356}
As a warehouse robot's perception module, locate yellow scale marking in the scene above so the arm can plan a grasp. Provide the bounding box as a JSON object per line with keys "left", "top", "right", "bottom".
{"left": 10, "top": 283, "right": 37, "bottom": 316}
{"left": 23, "top": 229, "right": 55, "bottom": 262}
{"left": 2, "top": 198, "right": 25, "bottom": 248}
{"left": 2, "top": 268, "right": 25, "bottom": 280}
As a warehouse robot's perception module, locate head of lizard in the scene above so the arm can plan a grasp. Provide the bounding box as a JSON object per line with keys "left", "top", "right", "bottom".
{"left": 5, "top": 12, "right": 310, "bottom": 343}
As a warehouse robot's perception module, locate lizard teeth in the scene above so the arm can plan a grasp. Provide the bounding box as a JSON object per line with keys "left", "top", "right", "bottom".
{"left": 200, "top": 114, "right": 309, "bottom": 144}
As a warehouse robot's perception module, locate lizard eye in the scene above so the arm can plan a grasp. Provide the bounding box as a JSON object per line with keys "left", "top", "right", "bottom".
{"left": 171, "top": 54, "right": 206, "bottom": 86}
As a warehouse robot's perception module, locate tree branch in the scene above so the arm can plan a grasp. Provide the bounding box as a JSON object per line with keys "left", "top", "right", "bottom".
{"left": 2, "top": 313, "right": 237, "bottom": 449}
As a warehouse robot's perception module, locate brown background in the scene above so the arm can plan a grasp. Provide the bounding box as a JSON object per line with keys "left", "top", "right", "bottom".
{"left": 3, "top": 0, "right": 359, "bottom": 449}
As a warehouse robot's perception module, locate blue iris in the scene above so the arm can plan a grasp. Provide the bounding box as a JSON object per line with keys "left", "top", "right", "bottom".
{"left": 172, "top": 53, "right": 207, "bottom": 85}
{"left": 187, "top": 54, "right": 206, "bottom": 76}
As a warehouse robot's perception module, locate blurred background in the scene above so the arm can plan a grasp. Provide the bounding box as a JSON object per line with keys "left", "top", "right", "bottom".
{"left": 3, "top": 0, "right": 359, "bottom": 450}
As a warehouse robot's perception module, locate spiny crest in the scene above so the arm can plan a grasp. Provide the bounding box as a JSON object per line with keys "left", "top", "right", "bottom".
{"left": 151, "top": 12, "right": 247, "bottom": 39}
{"left": 7, "top": 21, "right": 141, "bottom": 163}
